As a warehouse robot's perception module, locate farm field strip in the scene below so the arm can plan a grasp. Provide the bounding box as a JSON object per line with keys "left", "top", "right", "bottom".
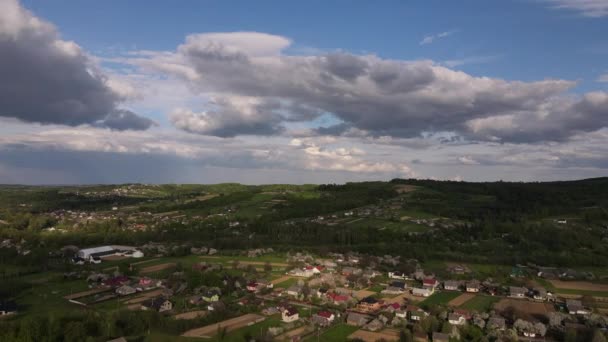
{"left": 448, "top": 293, "right": 475, "bottom": 306}
{"left": 348, "top": 328, "right": 400, "bottom": 342}
{"left": 181, "top": 314, "right": 265, "bottom": 338}
{"left": 139, "top": 262, "right": 176, "bottom": 274}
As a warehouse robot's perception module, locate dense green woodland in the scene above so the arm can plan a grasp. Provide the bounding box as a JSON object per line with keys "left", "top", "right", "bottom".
{"left": 1, "top": 178, "right": 608, "bottom": 273}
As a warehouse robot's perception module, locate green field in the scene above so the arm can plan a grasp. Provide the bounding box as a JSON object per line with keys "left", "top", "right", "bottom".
{"left": 419, "top": 291, "right": 461, "bottom": 308}
{"left": 304, "top": 323, "right": 358, "bottom": 342}
{"left": 459, "top": 295, "right": 500, "bottom": 312}
{"left": 274, "top": 277, "right": 299, "bottom": 289}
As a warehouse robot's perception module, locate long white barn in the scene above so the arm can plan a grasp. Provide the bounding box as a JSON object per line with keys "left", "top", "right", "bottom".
{"left": 77, "top": 245, "right": 143, "bottom": 261}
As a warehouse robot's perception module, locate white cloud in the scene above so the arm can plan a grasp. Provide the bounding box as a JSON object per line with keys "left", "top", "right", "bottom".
{"left": 546, "top": 0, "right": 608, "bottom": 17}
{"left": 420, "top": 30, "right": 458, "bottom": 45}
{"left": 121, "top": 31, "right": 607, "bottom": 143}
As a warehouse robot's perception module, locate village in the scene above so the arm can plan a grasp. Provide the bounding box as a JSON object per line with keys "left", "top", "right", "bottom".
{"left": 3, "top": 241, "right": 608, "bottom": 342}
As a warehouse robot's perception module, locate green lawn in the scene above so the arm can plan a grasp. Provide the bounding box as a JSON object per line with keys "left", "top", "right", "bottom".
{"left": 304, "top": 323, "right": 358, "bottom": 342}
{"left": 419, "top": 291, "right": 461, "bottom": 308}
{"left": 368, "top": 284, "right": 385, "bottom": 293}
{"left": 536, "top": 277, "right": 608, "bottom": 297}
{"left": 459, "top": 295, "right": 500, "bottom": 312}
{"left": 275, "top": 277, "right": 299, "bottom": 289}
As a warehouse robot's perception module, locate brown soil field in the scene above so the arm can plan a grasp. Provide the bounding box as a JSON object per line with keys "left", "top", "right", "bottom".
{"left": 381, "top": 292, "right": 422, "bottom": 304}
{"left": 182, "top": 314, "right": 265, "bottom": 338}
{"left": 130, "top": 258, "right": 160, "bottom": 266}
{"left": 174, "top": 310, "right": 208, "bottom": 320}
{"left": 64, "top": 286, "right": 112, "bottom": 300}
{"left": 355, "top": 290, "right": 377, "bottom": 300}
{"left": 139, "top": 262, "right": 176, "bottom": 274}
{"left": 494, "top": 298, "right": 554, "bottom": 319}
{"left": 550, "top": 280, "right": 608, "bottom": 292}
{"left": 348, "top": 329, "right": 400, "bottom": 342}
{"left": 122, "top": 289, "right": 164, "bottom": 304}
{"left": 275, "top": 326, "right": 313, "bottom": 341}
{"left": 448, "top": 293, "right": 476, "bottom": 306}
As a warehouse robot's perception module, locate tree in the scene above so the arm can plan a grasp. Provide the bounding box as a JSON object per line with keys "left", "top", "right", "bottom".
{"left": 399, "top": 329, "right": 413, "bottom": 342}
{"left": 565, "top": 329, "right": 577, "bottom": 342}
{"left": 64, "top": 321, "right": 87, "bottom": 342}
{"left": 302, "top": 283, "right": 311, "bottom": 298}
{"left": 264, "top": 261, "right": 272, "bottom": 274}
{"left": 593, "top": 329, "right": 608, "bottom": 342}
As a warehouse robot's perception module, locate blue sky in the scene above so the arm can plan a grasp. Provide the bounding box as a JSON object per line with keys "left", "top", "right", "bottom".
{"left": 22, "top": 0, "right": 608, "bottom": 88}
{"left": 1, "top": 0, "right": 608, "bottom": 184}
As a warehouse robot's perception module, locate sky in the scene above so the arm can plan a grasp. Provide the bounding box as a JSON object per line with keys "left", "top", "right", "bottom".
{"left": 1, "top": 0, "right": 608, "bottom": 184}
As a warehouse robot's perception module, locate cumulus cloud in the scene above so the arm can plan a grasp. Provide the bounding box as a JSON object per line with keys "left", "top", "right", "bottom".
{"left": 419, "top": 30, "right": 458, "bottom": 45}
{"left": 0, "top": 0, "right": 152, "bottom": 130}
{"left": 598, "top": 73, "right": 608, "bottom": 82}
{"left": 97, "top": 110, "right": 157, "bottom": 131}
{"left": 169, "top": 95, "right": 284, "bottom": 137}
{"left": 546, "top": 0, "right": 608, "bottom": 17}
{"left": 120, "top": 31, "right": 608, "bottom": 143}
{"left": 458, "top": 155, "right": 480, "bottom": 165}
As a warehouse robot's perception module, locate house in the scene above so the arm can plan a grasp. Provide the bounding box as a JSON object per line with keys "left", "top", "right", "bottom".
{"left": 388, "top": 271, "right": 408, "bottom": 280}
{"left": 567, "top": 299, "right": 590, "bottom": 315}
{"left": 103, "top": 276, "right": 130, "bottom": 287}
{"left": 382, "top": 281, "right": 407, "bottom": 294}
{"left": 312, "top": 311, "right": 335, "bottom": 326}
{"left": 444, "top": 280, "right": 461, "bottom": 291}
{"left": 201, "top": 288, "right": 221, "bottom": 302}
{"left": 432, "top": 332, "right": 450, "bottom": 342}
{"left": 422, "top": 278, "right": 439, "bottom": 290}
{"left": 291, "top": 268, "right": 315, "bottom": 278}
{"left": 326, "top": 292, "right": 350, "bottom": 305}
{"left": 449, "top": 309, "right": 471, "bottom": 325}
{"left": 533, "top": 287, "right": 547, "bottom": 301}
{"left": 384, "top": 302, "right": 401, "bottom": 313}
{"left": 0, "top": 301, "right": 17, "bottom": 316}
{"left": 447, "top": 264, "right": 467, "bottom": 275}
{"left": 412, "top": 287, "right": 433, "bottom": 297}
{"left": 281, "top": 307, "right": 299, "bottom": 323}
{"left": 395, "top": 307, "right": 407, "bottom": 319}
{"left": 341, "top": 267, "right": 362, "bottom": 276}
{"left": 357, "top": 296, "right": 382, "bottom": 313}
{"left": 141, "top": 297, "right": 172, "bottom": 312}
{"left": 448, "top": 313, "right": 467, "bottom": 325}
{"left": 257, "top": 279, "right": 273, "bottom": 289}
{"left": 408, "top": 306, "right": 427, "bottom": 321}
{"left": 137, "top": 277, "right": 156, "bottom": 291}
{"left": 487, "top": 316, "right": 506, "bottom": 331}
{"left": 362, "top": 269, "right": 380, "bottom": 279}
{"left": 208, "top": 301, "right": 226, "bottom": 312}
{"left": 286, "top": 285, "right": 303, "bottom": 297}
{"left": 509, "top": 286, "right": 527, "bottom": 298}
{"left": 188, "top": 295, "right": 203, "bottom": 305}
{"left": 364, "top": 319, "right": 384, "bottom": 332}
{"left": 116, "top": 285, "right": 136, "bottom": 296}
{"left": 466, "top": 280, "right": 481, "bottom": 293}
{"left": 246, "top": 281, "right": 260, "bottom": 292}
{"left": 347, "top": 312, "right": 371, "bottom": 326}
